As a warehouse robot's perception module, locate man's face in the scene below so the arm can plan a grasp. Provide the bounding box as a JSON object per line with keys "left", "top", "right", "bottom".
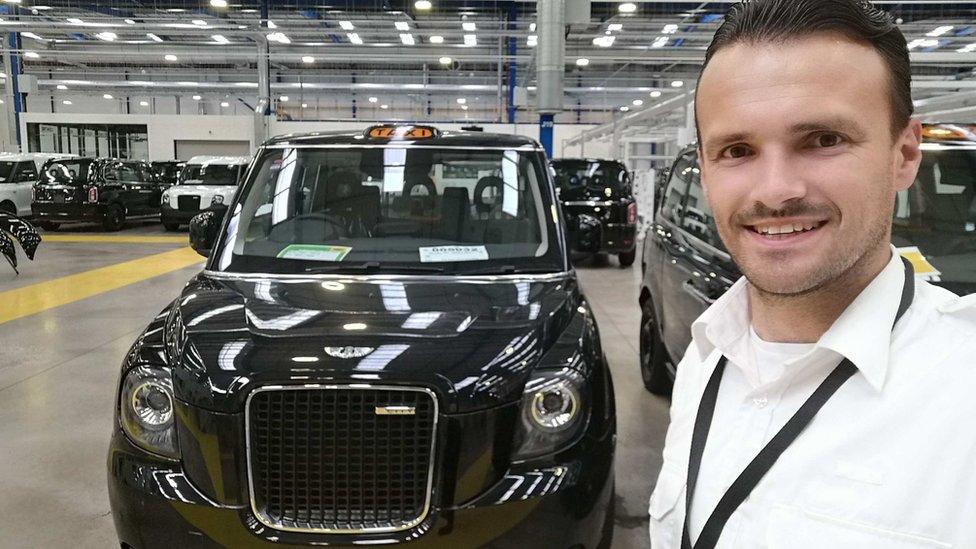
{"left": 696, "top": 33, "right": 921, "bottom": 296}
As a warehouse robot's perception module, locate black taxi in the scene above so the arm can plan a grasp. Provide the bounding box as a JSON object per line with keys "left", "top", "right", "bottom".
{"left": 32, "top": 157, "right": 162, "bottom": 231}
{"left": 108, "top": 125, "right": 617, "bottom": 548}
{"left": 551, "top": 158, "right": 638, "bottom": 267}
{"left": 638, "top": 123, "right": 976, "bottom": 395}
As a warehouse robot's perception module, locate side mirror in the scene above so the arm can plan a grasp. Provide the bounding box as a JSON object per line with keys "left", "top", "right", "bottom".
{"left": 188, "top": 204, "right": 227, "bottom": 258}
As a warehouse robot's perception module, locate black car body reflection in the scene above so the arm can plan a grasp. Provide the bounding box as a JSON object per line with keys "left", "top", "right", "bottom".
{"left": 108, "top": 127, "right": 616, "bottom": 548}
{"left": 639, "top": 125, "right": 976, "bottom": 395}
{"left": 552, "top": 158, "right": 638, "bottom": 267}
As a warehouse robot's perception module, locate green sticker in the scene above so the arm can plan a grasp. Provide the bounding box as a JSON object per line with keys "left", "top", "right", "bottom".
{"left": 277, "top": 244, "right": 352, "bottom": 262}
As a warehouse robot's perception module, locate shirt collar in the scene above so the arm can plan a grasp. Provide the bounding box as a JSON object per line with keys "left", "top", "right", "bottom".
{"left": 691, "top": 247, "right": 907, "bottom": 392}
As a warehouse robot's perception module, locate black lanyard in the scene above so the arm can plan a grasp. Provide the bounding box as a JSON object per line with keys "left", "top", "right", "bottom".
{"left": 681, "top": 257, "right": 916, "bottom": 549}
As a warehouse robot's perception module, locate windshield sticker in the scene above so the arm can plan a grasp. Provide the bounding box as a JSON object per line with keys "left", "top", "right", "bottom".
{"left": 419, "top": 245, "right": 489, "bottom": 263}
{"left": 277, "top": 244, "right": 352, "bottom": 262}
{"left": 897, "top": 246, "right": 942, "bottom": 282}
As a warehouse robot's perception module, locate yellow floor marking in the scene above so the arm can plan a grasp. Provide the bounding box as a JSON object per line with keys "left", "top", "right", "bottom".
{"left": 42, "top": 235, "right": 189, "bottom": 244}
{"left": 0, "top": 247, "right": 203, "bottom": 325}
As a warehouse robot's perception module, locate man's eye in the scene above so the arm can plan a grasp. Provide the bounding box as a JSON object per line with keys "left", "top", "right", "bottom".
{"left": 816, "top": 133, "right": 842, "bottom": 148}
{"left": 722, "top": 145, "right": 750, "bottom": 159}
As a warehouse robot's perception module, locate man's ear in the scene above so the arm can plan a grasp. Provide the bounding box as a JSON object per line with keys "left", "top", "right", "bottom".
{"left": 894, "top": 119, "right": 922, "bottom": 192}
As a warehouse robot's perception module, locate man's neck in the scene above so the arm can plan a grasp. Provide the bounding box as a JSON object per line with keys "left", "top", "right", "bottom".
{"left": 748, "top": 247, "right": 893, "bottom": 344}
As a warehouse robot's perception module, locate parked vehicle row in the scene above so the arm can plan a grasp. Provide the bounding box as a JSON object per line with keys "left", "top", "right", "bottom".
{"left": 161, "top": 155, "right": 249, "bottom": 231}
{"left": 638, "top": 123, "right": 976, "bottom": 395}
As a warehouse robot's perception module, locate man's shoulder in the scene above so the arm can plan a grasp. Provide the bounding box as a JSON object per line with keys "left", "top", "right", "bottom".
{"left": 917, "top": 281, "right": 976, "bottom": 337}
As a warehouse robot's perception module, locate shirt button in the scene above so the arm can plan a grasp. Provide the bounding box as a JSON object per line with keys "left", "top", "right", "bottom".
{"left": 753, "top": 396, "right": 768, "bottom": 408}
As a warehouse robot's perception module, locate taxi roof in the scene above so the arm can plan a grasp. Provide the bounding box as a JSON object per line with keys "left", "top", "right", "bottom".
{"left": 185, "top": 155, "right": 251, "bottom": 165}
{"left": 262, "top": 128, "right": 542, "bottom": 150}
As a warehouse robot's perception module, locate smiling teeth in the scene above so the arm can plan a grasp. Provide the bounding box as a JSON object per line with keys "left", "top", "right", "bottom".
{"left": 756, "top": 222, "right": 818, "bottom": 235}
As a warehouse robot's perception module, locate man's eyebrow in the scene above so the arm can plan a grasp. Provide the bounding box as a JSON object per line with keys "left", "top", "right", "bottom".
{"left": 789, "top": 118, "right": 865, "bottom": 136}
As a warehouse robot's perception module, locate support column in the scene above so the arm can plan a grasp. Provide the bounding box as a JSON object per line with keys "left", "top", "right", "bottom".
{"left": 506, "top": 5, "right": 517, "bottom": 124}
{"left": 536, "top": 0, "right": 565, "bottom": 158}
{"left": 253, "top": 0, "right": 271, "bottom": 149}
{"left": 4, "top": 32, "right": 21, "bottom": 150}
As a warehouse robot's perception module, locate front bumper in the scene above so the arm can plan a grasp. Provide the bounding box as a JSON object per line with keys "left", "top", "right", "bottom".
{"left": 32, "top": 202, "right": 106, "bottom": 224}
{"left": 161, "top": 204, "right": 202, "bottom": 225}
{"left": 108, "top": 406, "right": 615, "bottom": 549}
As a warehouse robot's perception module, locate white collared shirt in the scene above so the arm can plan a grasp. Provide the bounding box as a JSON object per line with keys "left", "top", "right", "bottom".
{"left": 649, "top": 248, "right": 976, "bottom": 549}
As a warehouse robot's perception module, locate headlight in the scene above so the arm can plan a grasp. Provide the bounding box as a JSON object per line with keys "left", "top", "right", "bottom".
{"left": 211, "top": 194, "right": 224, "bottom": 206}
{"left": 161, "top": 192, "right": 169, "bottom": 204}
{"left": 512, "top": 368, "right": 588, "bottom": 461}
{"left": 119, "top": 364, "right": 180, "bottom": 459}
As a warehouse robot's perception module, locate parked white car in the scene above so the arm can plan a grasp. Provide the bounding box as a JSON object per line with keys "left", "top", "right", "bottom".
{"left": 159, "top": 155, "right": 250, "bottom": 230}
{"left": 0, "top": 152, "right": 77, "bottom": 216}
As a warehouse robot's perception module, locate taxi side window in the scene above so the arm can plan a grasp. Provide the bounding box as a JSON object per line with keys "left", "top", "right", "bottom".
{"left": 13, "top": 162, "right": 37, "bottom": 183}
{"left": 681, "top": 160, "right": 726, "bottom": 251}
{"left": 660, "top": 155, "right": 693, "bottom": 224}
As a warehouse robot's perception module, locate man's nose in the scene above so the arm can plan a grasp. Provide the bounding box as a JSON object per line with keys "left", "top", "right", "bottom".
{"left": 750, "top": 151, "right": 808, "bottom": 210}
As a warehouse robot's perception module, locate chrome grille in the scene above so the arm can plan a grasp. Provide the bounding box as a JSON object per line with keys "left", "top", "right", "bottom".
{"left": 246, "top": 385, "right": 438, "bottom": 534}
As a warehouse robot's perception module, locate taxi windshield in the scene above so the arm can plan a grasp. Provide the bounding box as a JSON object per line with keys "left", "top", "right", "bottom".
{"left": 212, "top": 145, "right": 563, "bottom": 274}
{"left": 180, "top": 164, "right": 242, "bottom": 186}
{"left": 552, "top": 159, "right": 628, "bottom": 192}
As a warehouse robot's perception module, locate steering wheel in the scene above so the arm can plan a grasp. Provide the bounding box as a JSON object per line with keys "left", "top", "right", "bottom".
{"left": 473, "top": 175, "right": 504, "bottom": 213}
{"left": 294, "top": 212, "right": 351, "bottom": 239}
{"left": 403, "top": 177, "right": 437, "bottom": 197}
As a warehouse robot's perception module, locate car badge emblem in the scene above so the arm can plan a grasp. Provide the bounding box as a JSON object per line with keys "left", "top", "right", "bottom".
{"left": 375, "top": 406, "right": 416, "bottom": 416}
{"left": 323, "top": 346, "right": 374, "bottom": 359}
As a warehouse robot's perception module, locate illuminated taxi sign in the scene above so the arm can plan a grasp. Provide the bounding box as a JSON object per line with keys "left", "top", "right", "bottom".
{"left": 922, "top": 124, "right": 976, "bottom": 141}
{"left": 366, "top": 125, "right": 438, "bottom": 140}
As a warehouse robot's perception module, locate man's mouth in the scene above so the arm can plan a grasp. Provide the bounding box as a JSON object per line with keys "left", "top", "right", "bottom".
{"left": 745, "top": 220, "right": 828, "bottom": 239}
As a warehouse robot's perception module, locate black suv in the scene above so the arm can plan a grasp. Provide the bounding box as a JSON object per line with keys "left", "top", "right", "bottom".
{"left": 639, "top": 126, "right": 976, "bottom": 395}
{"left": 32, "top": 157, "right": 162, "bottom": 231}
{"left": 552, "top": 158, "right": 638, "bottom": 267}
{"left": 108, "top": 126, "right": 616, "bottom": 548}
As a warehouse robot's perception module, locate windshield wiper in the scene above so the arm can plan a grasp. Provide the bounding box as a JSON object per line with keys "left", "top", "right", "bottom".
{"left": 303, "top": 261, "right": 446, "bottom": 274}
{"left": 454, "top": 265, "right": 560, "bottom": 276}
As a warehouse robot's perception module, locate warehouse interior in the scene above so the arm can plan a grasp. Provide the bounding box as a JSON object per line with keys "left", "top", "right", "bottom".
{"left": 0, "top": 1, "right": 975, "bottom": 548}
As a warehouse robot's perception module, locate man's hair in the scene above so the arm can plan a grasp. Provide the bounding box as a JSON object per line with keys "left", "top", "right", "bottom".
{"left": 697, "top": 0, "right": 912, "bottom": 141}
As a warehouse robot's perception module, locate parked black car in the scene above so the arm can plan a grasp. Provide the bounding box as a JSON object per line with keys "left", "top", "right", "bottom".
{"left": 108, "top": 125, "right": 616, "bottom": 548}
{"left": 150, "top": 160, "right": 185, "bottom": 188}
{"left": 639, "top": 125, "right": 976, "bottom": 395}
{"left": 32, "top": 157, "right": 162, "bottom": 231}
{"left": 551, "top": 158, "right": 638, "bottom": 267}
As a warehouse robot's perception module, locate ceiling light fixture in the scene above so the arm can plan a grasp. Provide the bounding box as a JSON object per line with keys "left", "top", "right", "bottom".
{"left": 649, "top": 90, "right": 662, "bottom": 98}
{"left": 368, "top": 96, "right": 378, "bottom": 103}
{"left": 164, "top": 54, "right": 178, "bottom": 61}
{"left": 124, "top": 18, "right": 136, "bottom": 24}
{"left": 462, "top": 22, "right": 476, "bottom": 32}
{"left": 347, "top": 33, "right": 363, "bottom": 45}
{"left": 530, "top": 23, "right": 536, "bottom": 32}
{"left": 192, "top": 95, "right": 202, "bottom": 100}
{"left": 400, "top": 33, "right": 415, "bottom": 45}
{"left": 652, "top": 36, "right": 668, "bottom": 48}
{"left": 23, "top": 51, "right": 39, "bottom": 59}
{"left": 210, "top": 0, "right": 228, "bottom": 7}
{"left": 456, "top": 97, "right": 466, "bottom": 104}
{"left": 212, "top": 34, "right": 230, "bottom": 44}
{"left": 429, "top": 35, "right": 444, "bottom": 44}
{"left": 927, "top": 25, "right": 954, "bottom": 37}
{"left": 463, "top": 34, "right": 476, "bottom": 46}
{"left": 608, "top": 23, "right": 623, "bottom": 32}
{"left": 96, "top": 32, "right": 117, "bottom": 41}
{"left": 395, "top": 21, "right": 410, "bottom": 31}
{"left": 461, "top": 105, "right": 468, "bottom": 110}
{"left": 439, "top": 56, "right": 452, "bottom": 65}
{"left": 103, "top": 93, "right": 113, "bottom": 99}
{"left": 632, "top": 99, "right": 643, "bottom": 106}
{"left": 266, "top": 20, "right": 277, "bottom": 29}
{"left": 66, "top": 18, "right": 84, "bottom": 24}
{"left": 302, "top": 55, "right": 314, "bottom": 63}
{"left": 147, "top": 33, "right": 163, "bottom": 42}
{"left": 220, "top": 101, "right": 229, "bottom": 107}
{"left": 139, "top": 100, "right": 149, "bottom": 106}
{"left": 301, "top": 103, "right": 307, "bottom": 108}
{"left": 576, "top": 57, "right": 589, "bottom": 66}
{"left": 415, "top": 0, "right": 432, "bottom": 10}
{"left": 380, "top": 104, "right": 389, "bottom": 109}
{"left": 619, "top": 106, "right": 629, "bottom": 112}
{"left": 593, "top": 35, "right": 615, "bottom": 48}
{"left": 279, "top": 95, "right": 289, "bottom": 102}
{"left": 671, "top": 80, "right": 684, "bottom": 87}
{"left": 339, "top": 21, "right": 354, "bottom": 30}
{"left": 192, "top": 20, "right": 208, "bottom": 26}
{"left": 62, "top": 100, "right": 72, "bottom": 105}
{"left": 267, "top": 32, "right": 291, "bottom": 44}
{"left": 619, "top": 2, "right": 637, "bottom": 14}
{"left": 56, "top": 84, "right": 67, "bottom": 90}
{"left": 662, "top": 24, "right": 679, "bottom": 34}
